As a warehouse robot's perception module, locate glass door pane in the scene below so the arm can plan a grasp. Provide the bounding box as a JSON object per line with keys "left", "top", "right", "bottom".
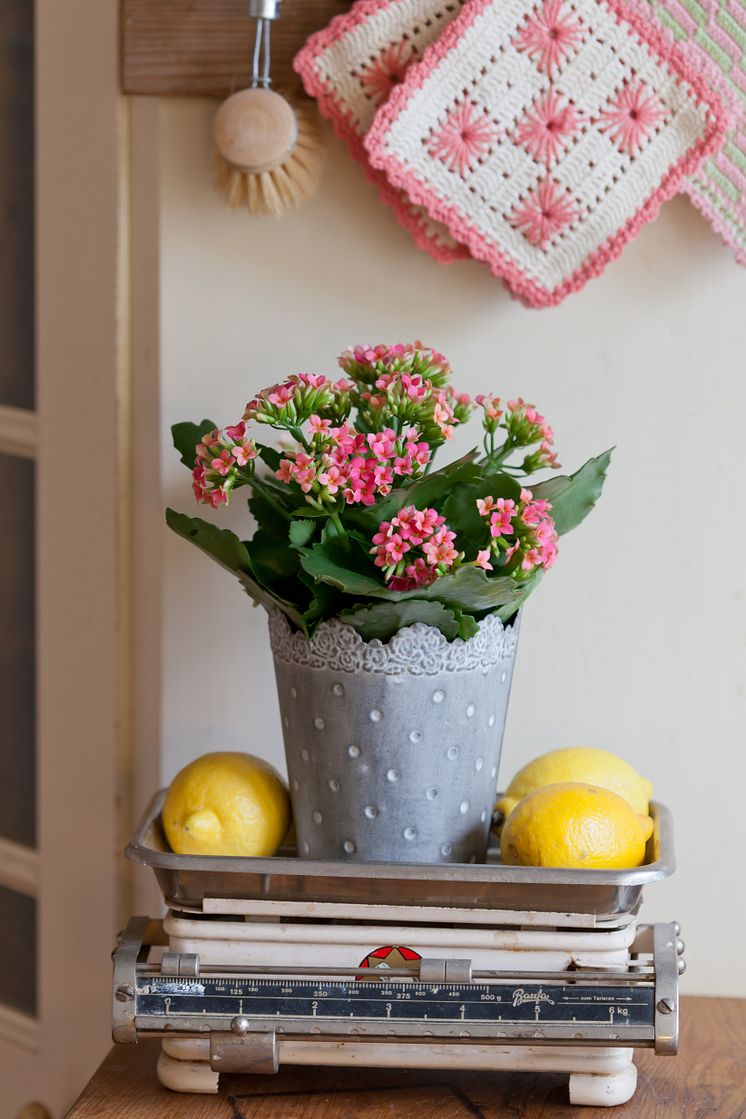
{"left": 0, "top": 454, "right": 35, "bottom": 848}
{"left": 0, "top": 0, "right": 35, "bottom": 410}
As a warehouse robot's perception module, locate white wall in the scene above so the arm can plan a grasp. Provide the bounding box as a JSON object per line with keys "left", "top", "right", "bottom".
{"left": 157, "top": 98, "right": 746, "bottom": 996}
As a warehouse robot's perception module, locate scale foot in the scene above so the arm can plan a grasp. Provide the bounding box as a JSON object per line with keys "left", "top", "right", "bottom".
{"left": 568, "top": 1062, "right": 637, "bottom": 1107}
{"left": 157, "top": 1051, "right": 219, "bottom": 1094}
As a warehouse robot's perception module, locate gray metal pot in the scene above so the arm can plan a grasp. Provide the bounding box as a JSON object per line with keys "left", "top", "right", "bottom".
{"left": 269, "top": 609, "right": 519, "bottom": 864}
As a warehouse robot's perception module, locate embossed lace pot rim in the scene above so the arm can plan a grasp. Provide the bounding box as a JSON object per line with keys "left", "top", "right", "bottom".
{"left": 269, "top": 610, "right": 520, "bottom": 865}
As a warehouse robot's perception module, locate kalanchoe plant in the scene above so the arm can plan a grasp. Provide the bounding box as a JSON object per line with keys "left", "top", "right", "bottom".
{"left": 168, "top": 344, "right": 611, "bottom": 641}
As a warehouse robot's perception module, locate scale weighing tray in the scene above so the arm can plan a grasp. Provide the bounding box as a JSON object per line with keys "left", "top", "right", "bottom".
{"left": 127, "top": 791, "right": 674, "bottom": 922}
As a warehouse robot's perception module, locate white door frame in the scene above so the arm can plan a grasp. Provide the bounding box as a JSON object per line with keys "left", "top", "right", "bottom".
{"left": 0, "top": 1, "right": 148, "bottom": 1113}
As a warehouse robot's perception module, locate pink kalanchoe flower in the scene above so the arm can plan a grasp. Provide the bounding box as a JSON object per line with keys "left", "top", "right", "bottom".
{"left": 405, "top": 558, "right": 439, "bottom": 586}
{"left": 309, "top": 414, "right": 332, "bottom": 435}
{"left": 489, "top": 498, "right": 517, "bottom": 537}
{"left": 367, "top": 429, "right": 396, "bottom": 461}
{"left": 208, "top": 488, "right": 229, "bottom": 509}
{"left": 423, "top": 528, "right": 460, "bottom": 568}
{"left": 232, "top": 439, "right": 257, "bottom": 467}
{"left": 316, "top": 462, "right": 344, "bottom": 495}
{"left": 297, "top": 373, "right": 329, "bottom": 389}
{"left": 515, "top": 90, "right": 580, "bottom": 166}
{"left": 511, "top": 179, "right": 578, "bottom": 248}
{"left": 413, "top": 507, "right": 445, "bottom": 538}
{"left": 293, "top": 452, "right": 317, "bottom": 493}
{"left": 598, "top": 82, "right": 666, "bottom": 155}
{"left": 267, "top": 383, "right": 295, "bottom": 407}
{"left": 476, "top": 495, "right": 497, "bottom": 516}
{"left": 211, "top": 449, "right": 235, "bottom": 476}
{"left": 522, "top": 547, "right": 543, "bottom": 572}
{"left": 428, "top": 101, "right": 499, "bottom": 177}
{"left": 539, "top": 440, "right": 560, "bottom": 468}
{"left": 475, "top": 549, "right": 494, "bottom": 571}
{"left": 476, "top": 394, "right": 503, "bottom": 423}
{"left": 224, "top": 422, "right": 246, "bottom": 441}
{"left": 402, "top": 373, "right": 427, "bottom": 400}
{"left": 358, "top": 41, "right": 412, "bottom": 104}
{"left": 523, "top": 497, "right": 553, "bottom": 525}
{"left": 514, "top": 0, "right": 585, "bottom": 76}
{"left": 505, "top": 540, "right": 521, "bottom": 562}
{"left": 275, "top": 458, "right": 295, "bottom": 484}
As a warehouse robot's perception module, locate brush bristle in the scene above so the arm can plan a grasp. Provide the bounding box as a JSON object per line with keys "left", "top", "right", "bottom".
{"left": 214, "top": 100, "right": 324, "bottom": 219}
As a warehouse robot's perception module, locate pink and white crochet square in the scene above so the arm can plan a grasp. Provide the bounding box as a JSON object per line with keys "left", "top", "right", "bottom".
{"left": 294, "top": 0, "right": 470, "bottom": 262}
{"left": 364, "top": 0, "right": 727, "bottom": 306}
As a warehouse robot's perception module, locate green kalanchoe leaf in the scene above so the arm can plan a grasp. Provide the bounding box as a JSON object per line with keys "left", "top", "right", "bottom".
{"left": 166, "top": 509, "right": 308, "bottom": 632}
{"left": 172, "top": 420, "right": 217, "bottom": 469}
{"left": 300, "top": 540, "right": 387, "bottom": 598}
{"left": 410, "top": 566, "right": 530, "bottom": 613}
{"left": 288, "top": 519, "right": 317, "bottom": 550}
{"left": 301, "top": 540, "right": 533, "bottom": 617}
{"left": 338, "top": 600, "right": 465, "bottom": 642}
{"left": 247, "top": 529, "right": 302, "bottom": 582}
{"left": 257, "top": 444, "right": 282, "bottom": 472}
{"left": 532, "top": 448, "right": 613, "bottom": 536}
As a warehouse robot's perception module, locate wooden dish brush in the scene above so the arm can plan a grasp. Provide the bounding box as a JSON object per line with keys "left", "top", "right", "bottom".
{"left": 213, "top": 0, "right": 323, "bottom": 218}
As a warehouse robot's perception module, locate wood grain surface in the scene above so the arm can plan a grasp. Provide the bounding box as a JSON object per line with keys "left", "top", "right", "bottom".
{"left": 121, "top": 0, "right": 351, "bottom": 97}
{"left": 67, "top": 996, "right": 746, "bottom": 1118}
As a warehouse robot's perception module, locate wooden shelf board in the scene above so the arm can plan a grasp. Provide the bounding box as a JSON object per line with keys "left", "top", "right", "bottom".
{"left": 121, "top": 0, "right": 351, "bottom": 98}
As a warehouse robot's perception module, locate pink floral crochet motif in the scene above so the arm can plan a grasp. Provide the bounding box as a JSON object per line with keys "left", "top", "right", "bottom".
{"left": 364, "top": 0, "right": 726, "bottom": 307}
{"left": 515, "top": 90, "right": 580, "bottom": 166}
{"left": 510, "top": 179, "right": 578, "bottom": 247}
{"left": 428, "top": 102, "right": 499, "bottom": 176}
{"left": 514, "top": 0, "right": 585, "bottom": 76}
{"left": 357, "top": 41, "right": 412, "bottom": 104}
{"left": 598, "top": 82, "right": 666, "bottom": 155}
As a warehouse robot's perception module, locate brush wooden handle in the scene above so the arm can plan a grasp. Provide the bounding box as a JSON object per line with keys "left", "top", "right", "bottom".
{"left": 212, "top": 88, "right": 297, "bottom": 174}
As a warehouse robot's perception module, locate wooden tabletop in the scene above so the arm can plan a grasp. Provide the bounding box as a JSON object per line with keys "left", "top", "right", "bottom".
{"left": 67, "top": 996, "right": 746, "bottom": 1118}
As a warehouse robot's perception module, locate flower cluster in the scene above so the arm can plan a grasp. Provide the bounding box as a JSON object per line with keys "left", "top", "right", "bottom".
{"left": 244, "top": 373, "right": 351, "bottom": 428}
{"left": 173, "top": 341, "right": 609, "bottom": 643}
{"left": 476, "top": 488, "right": 559, "bottom": 575}
{"left": 475, "top": 394, "right": 560, "bottom": 471}
{"left": 276, "top": 422, "right": 431, "bottom": 508}
{"left": 338, "top": 342, "right": 452, "bottom": 388}
{"left": 357, "top": 373, "right": 471, "bottom": 444}
{"left": 192, "top": 423, "right": 258, "bottom": 507}
{"left": 371, "top": 505, "right": 463, "bottom": 590}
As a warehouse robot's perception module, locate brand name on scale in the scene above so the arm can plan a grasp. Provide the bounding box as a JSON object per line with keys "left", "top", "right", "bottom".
{"left": 511, "top": 988, "right": 556, "bottom": 1008}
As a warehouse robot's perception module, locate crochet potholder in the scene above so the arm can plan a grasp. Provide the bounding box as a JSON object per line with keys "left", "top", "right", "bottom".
{"left": 293, "top": 0, "right": 470, "bottom": 262}
{"left": 652, "top": 0, "right": 746, "bottom": 265}
{"left": 364, "top": 0, "right": 727, "bottom": 306}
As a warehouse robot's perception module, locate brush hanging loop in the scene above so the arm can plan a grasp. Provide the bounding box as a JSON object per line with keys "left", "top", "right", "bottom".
{"left": 211, "top": 0, "right": 324, "bottom": 217}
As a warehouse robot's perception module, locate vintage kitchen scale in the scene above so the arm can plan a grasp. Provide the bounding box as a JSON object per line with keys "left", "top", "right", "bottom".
{"left": 113, "top": 790, "right": 685, "bottom": 1107}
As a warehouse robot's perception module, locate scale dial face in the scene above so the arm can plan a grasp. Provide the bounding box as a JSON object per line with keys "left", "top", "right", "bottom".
{"left": 357, "top": 945, "right": 422, "bottom": 977}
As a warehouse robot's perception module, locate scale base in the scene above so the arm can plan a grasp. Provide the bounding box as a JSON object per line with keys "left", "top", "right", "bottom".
{"left": 157, "top": 1038, "right": 639, "bottom": 1106}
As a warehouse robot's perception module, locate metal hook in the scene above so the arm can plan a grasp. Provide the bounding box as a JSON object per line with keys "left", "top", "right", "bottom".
{"left": 249, "top": 1, "right": 279, "bottom": 88}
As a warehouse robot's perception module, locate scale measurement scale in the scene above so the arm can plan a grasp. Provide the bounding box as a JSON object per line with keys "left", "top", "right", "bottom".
{"left": 135, "top": 976, "right": 656, "bottom": 1042}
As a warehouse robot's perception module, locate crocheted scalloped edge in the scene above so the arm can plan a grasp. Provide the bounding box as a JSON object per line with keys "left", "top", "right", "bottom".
{"left": 268, "top": 608, "right": 519, "bottom": 675}
{"left": 364, "top": 0, "right": 729, "bottom": 308}
{"left": 293, "top": 0, "right": 471, "bottom": 265}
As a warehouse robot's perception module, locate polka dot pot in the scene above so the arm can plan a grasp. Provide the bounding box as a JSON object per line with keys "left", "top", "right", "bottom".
{"left": 269, "top": 610, "right": 519, "bottom": 864}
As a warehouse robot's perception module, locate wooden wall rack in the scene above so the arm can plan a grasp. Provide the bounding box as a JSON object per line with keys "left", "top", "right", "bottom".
{"left": 122, "top": 1, "right": 351, "bottom": 97}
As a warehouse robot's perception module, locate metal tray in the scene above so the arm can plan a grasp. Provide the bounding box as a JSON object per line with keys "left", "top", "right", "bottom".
{"left": 126, "top": 790, "right": 674, "bottom": 920}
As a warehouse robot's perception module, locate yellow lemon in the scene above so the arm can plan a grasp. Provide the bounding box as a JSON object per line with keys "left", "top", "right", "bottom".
{"left": 500, "top": 782, "right": 654, "bottom": 869}
{"left": 495, "top": 747, "right": 652, "bottom": 823}
{"left": 162, "top": 752, "right": 290, "bottom": 857}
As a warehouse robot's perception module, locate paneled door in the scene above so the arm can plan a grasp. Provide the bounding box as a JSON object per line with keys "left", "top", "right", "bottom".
{"left": 0, "top": 1, "right": 127, "bottom": 1115}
